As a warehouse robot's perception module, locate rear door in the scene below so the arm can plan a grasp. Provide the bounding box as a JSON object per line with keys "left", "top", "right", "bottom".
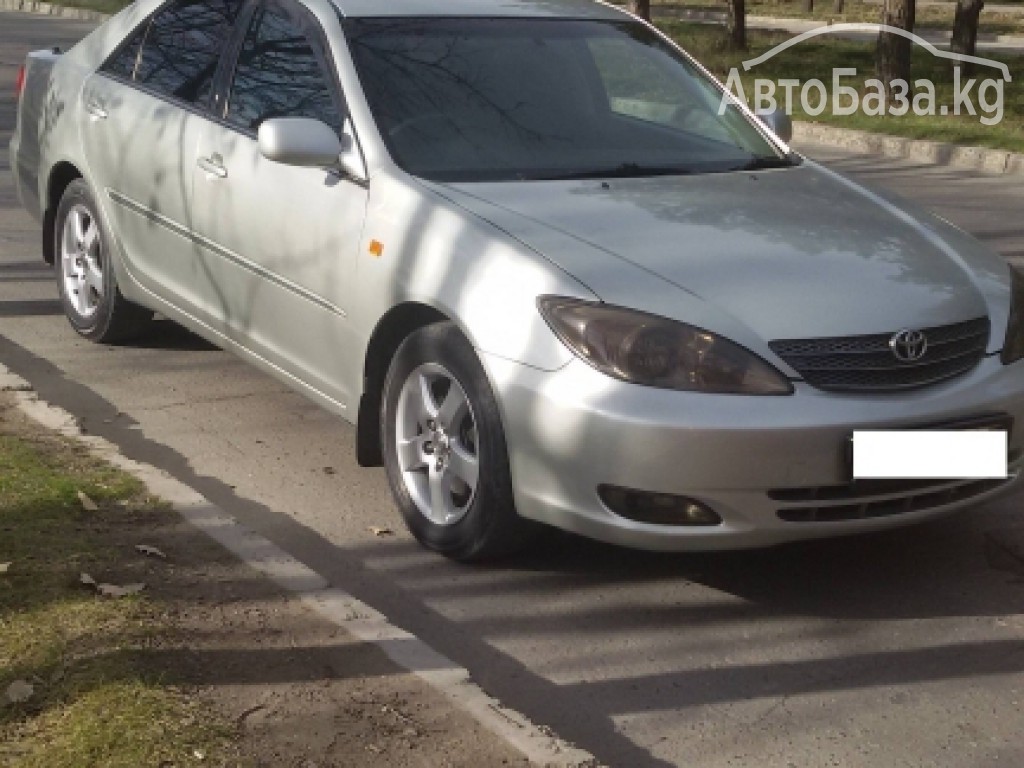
{"left": 189, "top": 0, "right": 367, "bottom": 407}
{"left": 81, "top": 0, "right": 246, "bottom": 309}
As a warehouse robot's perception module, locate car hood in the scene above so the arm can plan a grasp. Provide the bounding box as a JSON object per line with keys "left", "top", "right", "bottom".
{"left": 432, "top": 163, "right": 1010, "bottom": 351}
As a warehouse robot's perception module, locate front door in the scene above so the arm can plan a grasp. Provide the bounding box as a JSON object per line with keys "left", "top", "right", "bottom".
{"left": 82, "top": 0, "right": 246, "bottom": 310}
{"left": 190, "top": 0, "right": 367, "bottom": 408}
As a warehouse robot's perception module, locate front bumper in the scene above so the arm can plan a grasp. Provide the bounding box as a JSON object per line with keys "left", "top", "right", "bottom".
{"left": 483, "top": 352, "right": 1024, "bottom": 551}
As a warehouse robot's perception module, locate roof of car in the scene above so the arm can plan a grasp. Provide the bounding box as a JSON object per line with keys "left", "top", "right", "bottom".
{"left": 331, "top": 0, "right": 630, "bottom": 20}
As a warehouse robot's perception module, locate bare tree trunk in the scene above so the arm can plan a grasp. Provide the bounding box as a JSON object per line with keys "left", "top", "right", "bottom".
{"left": 834, "top": 0, "right": 846, "bottom": 12}
{"left": 877, "top": 0, "right": 916, "bottom": 95}
{"left": 951, "top": 0, "right": 985, "bottom": 74}
{"left": 727, "top": 0, "right": 748, "bottom": 49}
{"left": 804, "top": 0, "right": 815, "bottom": 13}
{"left": 628, "top": 0, "right": 651, "bottom": 20}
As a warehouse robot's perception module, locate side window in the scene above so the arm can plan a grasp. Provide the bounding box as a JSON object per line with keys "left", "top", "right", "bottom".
{"left": 226, "top": 2, "right": 341, "bottom": 133}
{"left": 102, "top": 23, "right": 147, "bottom": 80}
{"left": 588, "top": 38, "right": 734, "bottom": 144}
{"left": 133, "top": 0, "right": 244, "bottom": 106}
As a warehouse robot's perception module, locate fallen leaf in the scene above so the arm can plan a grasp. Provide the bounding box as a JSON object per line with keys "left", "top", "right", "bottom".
{"left": 76, "top": 490, "right": 99, "bottom": 511}
{"left": 193, "top": 749, "right": 206, "bottom": 760}
{"left": 0, "top": 562, "right": 10, "bottom": 574}
{"left": 97, "top": 582, "right": 145, "bottom": 598}
{"left": 236, "top": 703, "right": 266, "bottom": 724}
{"left": 80, "top": 572, "right": 145, "bottom": 597}
{"left": 135, "top": 544, "right": 167, "bottom": 560}
{"left": 369, "top": 526, "right": 394, "bottom": 537}
{"left": 5, "top": 680, "right": 34, "bottom": 704}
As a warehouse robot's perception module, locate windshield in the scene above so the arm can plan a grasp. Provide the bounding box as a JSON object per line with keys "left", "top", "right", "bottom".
{"left": 342, "top": 17, "right": 791, "bottom": 182}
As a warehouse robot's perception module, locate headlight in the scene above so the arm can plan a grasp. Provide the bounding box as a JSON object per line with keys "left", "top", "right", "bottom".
{"left": 1002, "top": 264, "right": 1024, "bottom": 364}
{"left": 538, "top": 297, "right": 793, "bottom": 395}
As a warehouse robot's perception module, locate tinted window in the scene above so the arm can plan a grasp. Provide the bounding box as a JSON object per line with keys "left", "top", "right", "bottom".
{"left": 588, "top": 37, "right": 738, "bottom": 146}
{"left": 227, "top": 2, "right": 341, "bottom": 132}
{"left": 344, "top": 18, "right": 784, "bottom": 182}
{"left": 102, "top": 24, "right": 146, "bottom": 80}
{"left": 134, "top": 0, "right": 244, "bottom": 105}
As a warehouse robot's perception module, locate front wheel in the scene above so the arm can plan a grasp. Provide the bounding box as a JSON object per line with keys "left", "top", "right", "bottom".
{"left": 55, "top": 179, "right": 153, "bottom": 343}
{"left": 381, "top": 323, "right": 534, "bottom": 561}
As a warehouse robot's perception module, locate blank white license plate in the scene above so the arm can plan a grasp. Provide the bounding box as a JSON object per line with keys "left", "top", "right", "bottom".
{"left": 852, "top": 430, "right": 1008, "bottom": 479}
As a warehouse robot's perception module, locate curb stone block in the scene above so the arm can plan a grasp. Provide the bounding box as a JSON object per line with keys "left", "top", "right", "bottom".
{"left": 907, "top": 141, "right": 951, "bottom": 164}
{"left": 982, "top": 151, "right": 1011, "bottom": 174}
{"left": 0, "top": 0, "right": 109, "bottom": 20}
{"left": 793, "top": 121, "right": 1024, "bottom": 177}
{"left": 881, "top": 135, "right": 910, "bottom": 158}
{"left": 950, "top": 145, "right": 986, "bottom": 171}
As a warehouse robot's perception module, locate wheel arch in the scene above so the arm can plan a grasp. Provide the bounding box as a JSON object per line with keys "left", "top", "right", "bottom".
{"left": 356, "top": 302, "right": 451, "bottom": 467}
{"left": 42, "top": 161, "right": 84, "bottom": 265}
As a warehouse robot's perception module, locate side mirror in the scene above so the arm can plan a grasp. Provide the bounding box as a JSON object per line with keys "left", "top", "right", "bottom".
{"left": 258, "top": 117, "right": 343, "bottom": 168}
{"left": 754, "top": 107, "right": 793, "bottom": 143}
{"left": 338, "top": 119, "right": 367, "bottom": 182}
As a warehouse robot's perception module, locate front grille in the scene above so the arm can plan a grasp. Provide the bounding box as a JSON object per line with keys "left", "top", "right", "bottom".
{"left": 770, "top": 317, "right": 990, "bottom": 393}
{"left": 774, "top": 477, "right": 1010, "bottom": 523}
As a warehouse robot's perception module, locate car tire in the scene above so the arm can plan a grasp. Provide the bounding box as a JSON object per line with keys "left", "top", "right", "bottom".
{"left": 54, "top": 179, "right": 153, "bottom": 343}
{"left": 381, "top": 322, "right": 535, "bottom": 561}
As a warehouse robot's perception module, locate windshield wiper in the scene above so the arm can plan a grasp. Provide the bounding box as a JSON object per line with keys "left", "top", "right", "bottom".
{"left": 525, "top": 163, "right": 696, "bottom": 181}
{"left": 731, "top": 155, "right": 799, "bottom": 172}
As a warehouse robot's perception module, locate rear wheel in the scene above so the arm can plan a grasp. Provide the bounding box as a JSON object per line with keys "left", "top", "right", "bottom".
{"left": 381, "top": 323, "right": 534, "bottom": 561}
{"left": 55, "top": 179, "right": 152, "bottom": 342}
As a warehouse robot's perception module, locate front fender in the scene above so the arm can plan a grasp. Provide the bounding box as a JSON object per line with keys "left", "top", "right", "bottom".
{"left": 354, "top": 173, "right": 595, "bottom": 378}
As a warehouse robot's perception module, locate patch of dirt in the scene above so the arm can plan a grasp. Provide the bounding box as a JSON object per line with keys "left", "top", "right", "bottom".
{"left": 1, "top": 397, "right": 528, "bottom": 768}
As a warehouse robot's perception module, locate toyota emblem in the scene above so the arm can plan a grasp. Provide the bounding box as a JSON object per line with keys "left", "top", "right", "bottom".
{"left": 890, "top": 329, "right": 928, "bottom": 362}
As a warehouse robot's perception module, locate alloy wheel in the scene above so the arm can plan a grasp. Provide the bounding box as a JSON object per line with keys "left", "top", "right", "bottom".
{"left": 60, "top": 204, "right": 104, "bottom": 319}
{"left": 394, "top": 362, "right": 480, "bottom": 526}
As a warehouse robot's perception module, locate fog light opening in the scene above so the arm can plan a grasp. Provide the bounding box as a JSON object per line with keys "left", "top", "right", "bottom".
{"left": 598, "top": 485, "right": 722, "bottom": 526}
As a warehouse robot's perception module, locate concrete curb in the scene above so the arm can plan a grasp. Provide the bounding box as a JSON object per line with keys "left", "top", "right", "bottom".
{"left": 0, "top": 0, "right": 109, "bottom": 21}
{"left": 742, "top": 15, "right": 1024, "bottom": 47}
{"left": 793, "top": 121, "right": 1024, "bottom": 176}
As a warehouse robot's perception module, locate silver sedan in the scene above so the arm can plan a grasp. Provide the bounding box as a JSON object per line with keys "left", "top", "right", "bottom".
{"left": 10, "top": 0, "right": 1024, "bottom": 560}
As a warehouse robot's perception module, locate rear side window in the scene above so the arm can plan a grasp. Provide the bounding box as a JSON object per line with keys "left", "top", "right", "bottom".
{"left": 102, "top": 25, "right": 145, "bottom": 80}
{"left": 131, "top": 0, "right": 245, "bottom": 105}
{"left": 226, "top": 1, "right": 341, "bottom": 132}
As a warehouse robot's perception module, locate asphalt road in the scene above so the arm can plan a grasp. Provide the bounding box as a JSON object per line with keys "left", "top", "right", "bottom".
{"left": 3, "top": 12, "right": 1024, "bottom": 767}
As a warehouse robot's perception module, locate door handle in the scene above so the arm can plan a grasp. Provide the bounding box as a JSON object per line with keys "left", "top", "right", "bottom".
{"left": 85, "top": 100, "right": 108, "bottom": 120}
{"left": 197, "top": 155, "right": 228, "bottom": 179}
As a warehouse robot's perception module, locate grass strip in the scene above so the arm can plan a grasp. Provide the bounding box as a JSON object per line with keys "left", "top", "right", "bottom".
{"left": 0, "top": 423, "right": 242, "bottom": 767}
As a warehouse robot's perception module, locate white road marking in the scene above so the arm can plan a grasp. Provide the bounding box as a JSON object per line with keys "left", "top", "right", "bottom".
{"left": 0, "top": 363, "right": 597, "bottom": 767}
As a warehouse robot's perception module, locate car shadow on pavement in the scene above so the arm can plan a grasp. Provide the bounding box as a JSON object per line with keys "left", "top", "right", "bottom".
{"left": 368, "top": 512, "right": 1024, "bottom": 622}
{"left": 342, "top": 513, "right": 1024, "bottom": 763}
{"left": 128, "top": 318, "right": 220, "bottom": 351}
{"left": 0, "top": 260, "right": 52, "bottom": 281}
{"left": 0, "top": 298, "right": 63, "bottom": 317}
